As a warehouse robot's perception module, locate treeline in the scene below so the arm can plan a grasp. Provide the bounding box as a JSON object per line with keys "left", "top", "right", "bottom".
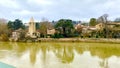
{"left": 0, "top": 14, "right": 120, "bottom": 41}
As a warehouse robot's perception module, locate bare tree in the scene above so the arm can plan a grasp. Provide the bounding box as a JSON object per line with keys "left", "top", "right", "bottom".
{"left": 97, "top": 14, "right": 108, "bottom": 24}
{"left": 97, "top": 14, "right": 109, "bottom": 38}
{"left": 39, "top": 18, "right": 54, "bottom": 37}
{"left": 0, "top": 18, "right": 9, "bottom": 41}
{"left": 0, "top": 18, "right": 8, "bottom": 34}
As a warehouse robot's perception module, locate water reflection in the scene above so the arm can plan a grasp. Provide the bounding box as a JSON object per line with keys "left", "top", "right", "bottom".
{"left": 29, "top": 44, "right": 38, "bottom": 65}
{"left": 0, "top": 42, "right": 120, "bottom": 68}
{"left": 54, "top": 44, "right": 74, "bottom": 63}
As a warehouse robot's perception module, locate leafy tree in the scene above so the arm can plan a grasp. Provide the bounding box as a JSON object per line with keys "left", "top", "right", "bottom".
{"left": 89, "top": 18, "right": 97, "bottom": 26}
{"left": 81, "top": 22, "right": 89, "bottom": 26}
{"left": 55, "top": 19, "right": 74, "bottom": 37}
{"left": 7, "top": 21, "right": 13, "bottom": 30}
{"left": 7, "top": 19, "right": 25, "bottom": 30}
{"left": 36, "top": 22, "right": 40, "bottom": 30}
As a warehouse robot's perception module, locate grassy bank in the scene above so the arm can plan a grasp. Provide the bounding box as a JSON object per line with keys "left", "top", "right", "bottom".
{"left": 35, "top": 38, "right": 120, "bottom": 44}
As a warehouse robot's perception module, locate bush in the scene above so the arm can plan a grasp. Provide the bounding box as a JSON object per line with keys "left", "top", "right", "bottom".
{"left": 19, "top": 31, "right": 26, "bottom": 40}
{"left": 52, "top": 33, "right": 64, "bottom": 38}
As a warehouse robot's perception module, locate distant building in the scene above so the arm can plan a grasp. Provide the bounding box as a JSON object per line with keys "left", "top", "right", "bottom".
{"left": 88, "top": 26, "right": 97, "bottom": 31}
{"left": 28, "top": 17, "right": 36, "bottom": 36}
{"left": 9, "top": 28, "right": 23, "bottom": 41}
{"left": 95, "top": 23, "right": 104, "bottom": 30}
{"left": 47, "top": 29, "right": 56, "bottom": 35}
{"left": 74, "top": 23, "right": 84, "bottom": 30}
{"left": 11, "top": 32, "right": 19, "bottom": 41}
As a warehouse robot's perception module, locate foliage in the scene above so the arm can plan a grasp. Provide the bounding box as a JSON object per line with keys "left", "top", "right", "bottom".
{"left": 81, "top": 22, "right": 89, "bottom": 26}
{"left": 7, "top": 19, "right": 25, "bottom": 30}
{"left": 51, "top": 33, "right": 64, "bottom": 38}
{"left": 89, "top": 18, "right": 97, "bottom": 26}
{"left": 36, "top": 22, "right": 40, "bottom": 30}
{"left": 55, "top": 19, "right": 74, "bottom": 37}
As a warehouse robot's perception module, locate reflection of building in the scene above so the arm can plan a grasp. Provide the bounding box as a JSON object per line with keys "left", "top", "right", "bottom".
{"left": 30, "top": 45, "right": 37, "bottom": 65}
{"left": 27, "top": 17, "right": 36, "bottom": 38}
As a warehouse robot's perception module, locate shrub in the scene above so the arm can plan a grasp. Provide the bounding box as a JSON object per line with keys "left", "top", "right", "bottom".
{"left": 52, "top": 33, "right": 64, "bottom": 38}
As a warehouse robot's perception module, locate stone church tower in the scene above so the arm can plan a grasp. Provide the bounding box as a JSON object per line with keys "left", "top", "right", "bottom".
{"left": 28, "top": 17, "right": 36, "bottom": 37}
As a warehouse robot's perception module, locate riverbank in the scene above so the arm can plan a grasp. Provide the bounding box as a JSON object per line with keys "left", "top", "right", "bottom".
{"left": 35, "top": 38, "right": 120, "bottom": 44}
{"left": 4, "top": 38, "right": 120, "bottom": 44}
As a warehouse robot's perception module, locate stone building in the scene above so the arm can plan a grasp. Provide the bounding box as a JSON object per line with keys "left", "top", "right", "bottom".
{"left": 95, "top": 23, "right": 104, "bottom": 30}
{"left": 9, "top": 28, "right": 22, "bottom": 41}
{"left": 27, "top": 17, "right": 36, "bottom": 38}
{"left": 47, "top": 29, "right": 56, "bottom": 35}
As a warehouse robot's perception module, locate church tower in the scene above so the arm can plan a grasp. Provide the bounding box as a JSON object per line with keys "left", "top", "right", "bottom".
{"left": 28, "top": 17, "right": 36, "bottom": 36}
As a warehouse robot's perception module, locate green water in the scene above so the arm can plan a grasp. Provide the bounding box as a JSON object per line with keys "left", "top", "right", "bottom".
{"left": 0, "top": 42, "right": 120, "bottom": 68}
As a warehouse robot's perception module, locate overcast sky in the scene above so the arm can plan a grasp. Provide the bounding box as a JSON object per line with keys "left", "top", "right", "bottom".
{"left": 0, "top": 0, "right": 120, "bottom": 23}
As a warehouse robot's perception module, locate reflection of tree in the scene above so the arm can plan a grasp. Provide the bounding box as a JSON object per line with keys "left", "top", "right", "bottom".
{"left": 0, "top": 42, "right": 12, "bottom": 58}
{"left": 99, "top": 59, "right": 108, "bottom": 68}
{"left": 89, "top": 44, "right": 120, "bottom": 68}
{"left": 54, "top": 43, "right": 74, "bottom": 64}
{"left": 75, "top": 46, "right": 84, "bottom": 54}
{"left": 1, "top": 42, "right": 120, "bottom": 68}
{"left": 90, "top": 46, "right": 120, "bottom": 59}
{"left": 0, "top": 42, "right": 27, "bottom": 58}
{"left": 0, "top": 42, "right": 12, "bottom": 50}
{"left": 40, "top": 45, "right": 47, "bottom": 64}
{"left": 12, "top": 42, "right": 27, "bottom": 57}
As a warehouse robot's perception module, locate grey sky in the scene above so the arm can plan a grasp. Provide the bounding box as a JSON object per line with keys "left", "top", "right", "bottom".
{"left": 0, "top": 0, "right": 120, "bottom": 22}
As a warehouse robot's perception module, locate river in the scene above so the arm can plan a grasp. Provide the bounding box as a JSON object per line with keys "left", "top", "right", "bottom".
{"left": 0, "top": 42, "right": 120, "bottom": 68}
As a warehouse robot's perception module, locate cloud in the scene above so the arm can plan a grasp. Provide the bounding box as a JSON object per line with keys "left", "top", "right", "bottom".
{"left": 11, "top": 9, "right": 47, "bottom": 16}
{"left": 0, "top": 0, "right": 20, "bottom": 9}
{"left": 0, "top": 0, "right": 120, "bottom": 22}
{"left": 27, "top": 0, "right": 53, "bottom": 6}
{"left": 12, "top": 10, "right": 34, "bottom": 15}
